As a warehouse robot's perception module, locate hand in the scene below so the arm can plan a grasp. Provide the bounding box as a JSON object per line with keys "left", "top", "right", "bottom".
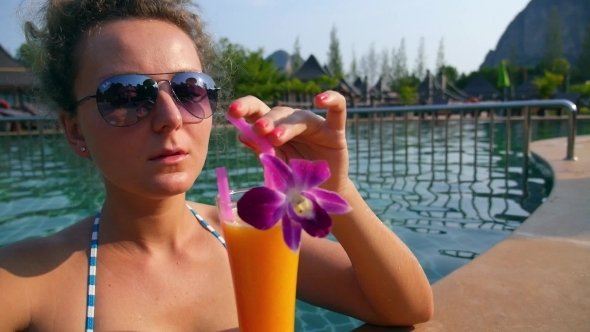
{"left": 226, "top": 91, "right": 351, "bottom": 193}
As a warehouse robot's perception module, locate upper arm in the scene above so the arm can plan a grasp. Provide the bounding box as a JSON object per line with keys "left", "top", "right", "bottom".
{"left": 0, "top": 245, "right": 34, "bottom": 332}
{"left": 296, "top": 233, "right": 380, "bottom": 323}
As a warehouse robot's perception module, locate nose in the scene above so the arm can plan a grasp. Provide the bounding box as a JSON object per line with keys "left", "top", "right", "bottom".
{"left": 150, "top": 81, "right": 183, "bottom": 132}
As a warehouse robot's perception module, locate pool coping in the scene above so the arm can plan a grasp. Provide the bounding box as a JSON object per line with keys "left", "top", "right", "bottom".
{"left": 356, "top": 135, "right": 590, "bottom": 331}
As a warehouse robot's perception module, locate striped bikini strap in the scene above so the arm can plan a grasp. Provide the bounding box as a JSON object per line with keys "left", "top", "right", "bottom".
{"left": 186, "top": 204, "right": 226, "bottom": 248}
{"left": 85, "top": 214, "right": 100, "bottom": 332}
{"left": 84, "top": 206, "right": 226, "bottom": 331}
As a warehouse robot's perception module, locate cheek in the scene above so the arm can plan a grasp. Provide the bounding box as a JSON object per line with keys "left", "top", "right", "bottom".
{"left": 83, "top": 123, "right": 143, "bottom": 171}
{"left": 190, "top": 119, "right": 214, "bottom": 144}
{"left": 77, "top": 101, "right": 143, "bottom": 151}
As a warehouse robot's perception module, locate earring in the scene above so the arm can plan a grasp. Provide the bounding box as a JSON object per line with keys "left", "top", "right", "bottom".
{"left": 81, "top": 147, "right": 87, "bottom": 152}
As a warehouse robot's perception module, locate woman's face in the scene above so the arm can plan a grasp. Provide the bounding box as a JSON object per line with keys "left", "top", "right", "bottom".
{"left": 71, "top": 19, "right": 212, "bottom": 199}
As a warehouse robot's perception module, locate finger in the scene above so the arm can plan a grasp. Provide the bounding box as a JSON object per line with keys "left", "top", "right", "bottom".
{"left": 313, "top": 91, "right": 347, "bottom": 131}
{"left": 238, "top": 133, "right": 262, "bottom": 157}
{"left": 251, "top": 106, "right": 298, "bottom": 136}
{"left": 266, "top": 110, "right": 324, "bottom": 146}
{"left": 227, "top": 96, "right": 271, "bottom": 123}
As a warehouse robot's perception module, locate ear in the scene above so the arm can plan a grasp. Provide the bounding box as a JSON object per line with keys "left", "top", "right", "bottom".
{"left": 60, "top": 112, "right": 89, "bottom": 157}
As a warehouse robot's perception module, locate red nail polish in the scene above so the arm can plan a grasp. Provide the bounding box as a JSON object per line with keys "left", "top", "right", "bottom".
{"left": 255, "top": 118, "right": 269, "bottom": 128}
{"left": 271, "top": 127, "right": 285, "bottom": 138}
{"left": 229, "top": 102, "right": 240, "bottom": 112}
{"left": 316, "top": 93, "right": 329, "bottom": 102}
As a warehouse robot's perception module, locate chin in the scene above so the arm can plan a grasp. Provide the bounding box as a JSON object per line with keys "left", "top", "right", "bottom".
{"left": 141, "top": 173, "right": 196, "bottom": 198}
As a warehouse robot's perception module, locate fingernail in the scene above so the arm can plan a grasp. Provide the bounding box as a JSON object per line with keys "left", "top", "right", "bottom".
{"left": 316, "top": 93, "right": 329, "bottom": 102}
{"left": 255, "top": 118, "right": 269, "bottom": 128}
{"left": 271, "top": 127, "right": 285, "bottom": 139}
{"left": 228, "top": 102, "right": 240, "bottom": 112}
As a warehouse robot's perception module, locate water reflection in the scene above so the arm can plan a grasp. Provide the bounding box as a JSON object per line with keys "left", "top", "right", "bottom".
{"left": 0, "top": 118, "right": 588, "bottom": 331}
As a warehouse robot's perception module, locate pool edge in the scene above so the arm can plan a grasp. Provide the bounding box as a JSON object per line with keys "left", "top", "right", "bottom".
{"left": 357, "top": 135, "right": 590, "bottom": 331}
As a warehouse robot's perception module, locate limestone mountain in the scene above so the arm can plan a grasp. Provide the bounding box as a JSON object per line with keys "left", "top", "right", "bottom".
{"left": 480, "top": 0, "right": 590, "bottom": 69}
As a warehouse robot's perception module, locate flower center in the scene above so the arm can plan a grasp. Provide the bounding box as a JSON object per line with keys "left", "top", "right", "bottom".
{"left": 291, "top": 195, "right": 314, "bottom": 218}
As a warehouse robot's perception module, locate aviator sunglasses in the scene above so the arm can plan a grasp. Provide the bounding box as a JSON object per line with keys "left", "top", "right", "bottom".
{"left": 72, "top": 72, "right": 219, "bottom": 127}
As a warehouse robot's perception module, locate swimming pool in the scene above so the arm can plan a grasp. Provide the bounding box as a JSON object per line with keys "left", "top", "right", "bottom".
{"left": 0, "top": 117, "right": 588, "bottom": 331}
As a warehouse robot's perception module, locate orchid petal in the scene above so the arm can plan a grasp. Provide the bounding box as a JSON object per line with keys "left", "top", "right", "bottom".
{"left": 287, "top": 198, "right": 332, "bottom": 238}
{"left": 281, "top": 213, "right": 302, "bottom": 252}
{"left": 289, "top": 159, "right": 331, "bottom": 190}
{"left": 305, "top": 188, "right": 352, "bottom": 215}
{"left": 260, "top": 154, "right": 294, "bottom": 192}
{"left": 237, "top": 187, "right": 286, "bottom": 230}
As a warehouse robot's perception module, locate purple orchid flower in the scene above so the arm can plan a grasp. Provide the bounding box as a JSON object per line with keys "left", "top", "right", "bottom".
{"left": 236, "top": 154, "right": 351, "bottom": 251}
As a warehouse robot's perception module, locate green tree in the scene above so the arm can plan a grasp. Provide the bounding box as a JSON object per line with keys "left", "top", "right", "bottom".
{"left": 390, "top": 46, "right": 399, "bottom": 81}
{"left": 413, "top": 37, "right": 426, "bottom": 80}
{"left": 533, "top": 70, "right": 564, "bottom": 99}
{"left": 327, "top": 25, "right": 344, "bottom": 78}
{"left": 399, "top": 85, "right": 418, "bottom": 105}
{"left": 552, "top": 58, "right": 570, "bottom": 76}
{"left": 455, "top": 67, "right": 500, "bottom": 90}
{"left": 316, "top": 74, "right": 339, "bottom": 90}
{"left": 394, "top": 76, "right": 420, "bottom": 104}
{"left": 543, "top": 6, "right": 563, "bottom": 69}
{"left": 291, "top": 36, "right": 303, "bottom": 73}
{"left": 361, "top": 43, "right": 378, "bottom": 86}
{"left": 393, "top": 38, "right": 409, "bottom": 81}
{"left": 281, "top": 75, "right": 334, "bottom": 95}
{"left": 216, "top": 38, "right": 286, "bottom": 101}
{"left": 348, "top": 47, "right": 359, "bottom": 81}
{"left": 435, "top": 38, "right": 445, "bottom": 73}
{"left": 577, "top": 22, "right": 590, "bottom": 79}
{"left": 437, "top": 65, "right": 459, "bottom": 83}
{"left": 15, "top": 42, "right": 38, "bottom": 69}
{"left": 380, "top": 48, "right": 390, "bottom": 83}
{"left": 570, "top": 82, "right": 590, "bottom": 97}
{"left": 398, "top": 38, "right": 408, "bottom": 78}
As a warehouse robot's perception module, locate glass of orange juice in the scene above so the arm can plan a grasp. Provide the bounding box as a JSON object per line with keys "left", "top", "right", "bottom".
{"left": 217, "top": 190, "right": 300, "bottom": 332}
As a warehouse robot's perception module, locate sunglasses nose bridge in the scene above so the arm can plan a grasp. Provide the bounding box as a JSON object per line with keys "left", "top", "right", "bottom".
{"left": 155, "top": 80, "right": 181, "bottom": 102}
{"left": 155, "top": 79, "right": 172, "bottom": 91}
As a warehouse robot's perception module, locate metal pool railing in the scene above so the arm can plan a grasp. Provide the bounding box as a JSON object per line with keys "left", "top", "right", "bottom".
{"left": 314, "top": 99, "right": 578, "bottom": 163}
{"left": 0, "top": 99, "right": 579, "bottom": 165}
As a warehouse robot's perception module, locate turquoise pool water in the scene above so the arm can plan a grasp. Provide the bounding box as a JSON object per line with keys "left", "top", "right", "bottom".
{"left": 0, "top": 117, "right": 588, "bottom": 331}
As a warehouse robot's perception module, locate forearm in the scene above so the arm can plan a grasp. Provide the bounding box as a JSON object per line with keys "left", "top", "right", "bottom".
{"left": 331, "top": 180, "right": 433, "bottom": 325}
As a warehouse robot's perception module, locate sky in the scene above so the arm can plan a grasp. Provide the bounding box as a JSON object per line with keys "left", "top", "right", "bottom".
{"left": 0, "top": 0, "right": 531, "bottom": 75}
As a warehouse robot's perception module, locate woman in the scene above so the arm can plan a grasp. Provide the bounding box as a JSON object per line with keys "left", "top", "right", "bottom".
{"left": 0, "top": 0, "right": 433, "bottom": 330}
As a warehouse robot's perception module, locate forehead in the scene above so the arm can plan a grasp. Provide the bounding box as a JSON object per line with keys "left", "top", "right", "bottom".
{"left": 76, "top": 19, "right": 202, "bottom": 87}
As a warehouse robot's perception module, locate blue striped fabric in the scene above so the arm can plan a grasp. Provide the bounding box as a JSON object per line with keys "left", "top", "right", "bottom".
{"left": 84, "top": 206, "right": 226, "bottom": 331}
{"left": 187, "top": 204, "right": 227, "bottom": 248}
{"left": 85, "top": 214, "right": 100, "bottom": 332}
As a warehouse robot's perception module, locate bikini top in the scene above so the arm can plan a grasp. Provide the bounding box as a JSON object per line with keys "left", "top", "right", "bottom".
{"left": 84, "top": 205, "right": 226, "bottom": 332}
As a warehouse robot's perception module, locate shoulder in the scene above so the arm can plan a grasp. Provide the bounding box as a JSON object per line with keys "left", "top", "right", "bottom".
{"left": 0, "top": 216, "right": 92, "bottom": 273}
{"left": 0, "top": 217, "right": 94, "bottom": 330}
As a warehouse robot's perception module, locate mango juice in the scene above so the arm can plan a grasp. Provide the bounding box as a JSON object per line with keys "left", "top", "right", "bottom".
{"left": 222, "top": 220, "right": 300, "bottom": 332}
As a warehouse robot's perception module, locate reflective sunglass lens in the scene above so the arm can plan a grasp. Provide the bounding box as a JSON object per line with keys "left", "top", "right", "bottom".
{"left": 94, "top": 73, "right": 217, "bottom": 126}
{"left": 96, "top": 75, "right": 158, "bottom": 126}
{"left": 171, "top": 73, "right": 216, "bottom": 119}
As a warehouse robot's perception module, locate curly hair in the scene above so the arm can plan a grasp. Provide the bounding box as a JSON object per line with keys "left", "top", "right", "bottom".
{"left": 24, "top": 0, "right": 217, "bottom": 116}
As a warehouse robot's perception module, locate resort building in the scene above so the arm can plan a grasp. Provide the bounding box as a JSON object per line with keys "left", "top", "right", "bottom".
{"left": 461, "top": 77, "right": 500, "bottom": 101}
{"left": 0, "top": 44, "right": 36, "bottom": 116}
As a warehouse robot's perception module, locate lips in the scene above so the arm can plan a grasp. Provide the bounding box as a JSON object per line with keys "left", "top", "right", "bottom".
{"left": 149, "top": 148, "right": 188, "bottom": 162}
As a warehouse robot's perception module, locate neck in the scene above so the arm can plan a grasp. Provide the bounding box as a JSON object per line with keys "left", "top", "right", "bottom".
{"left": 97, "top": 186, "right": 196, "bottom": 254}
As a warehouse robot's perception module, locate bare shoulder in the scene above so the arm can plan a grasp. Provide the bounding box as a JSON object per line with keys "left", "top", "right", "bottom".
{"left": 0, "top": 217, "right": 94, "bottom": 331}
{"left": 0, "top": 216, "right": 93, "bottom": 274}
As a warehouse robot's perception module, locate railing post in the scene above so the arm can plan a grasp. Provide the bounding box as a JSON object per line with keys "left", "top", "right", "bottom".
{"left": 566, "top": 107, "right": 577, "bottom": 161}
{"left": 522, "top": 106, "right": 531, "bottom": 180}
